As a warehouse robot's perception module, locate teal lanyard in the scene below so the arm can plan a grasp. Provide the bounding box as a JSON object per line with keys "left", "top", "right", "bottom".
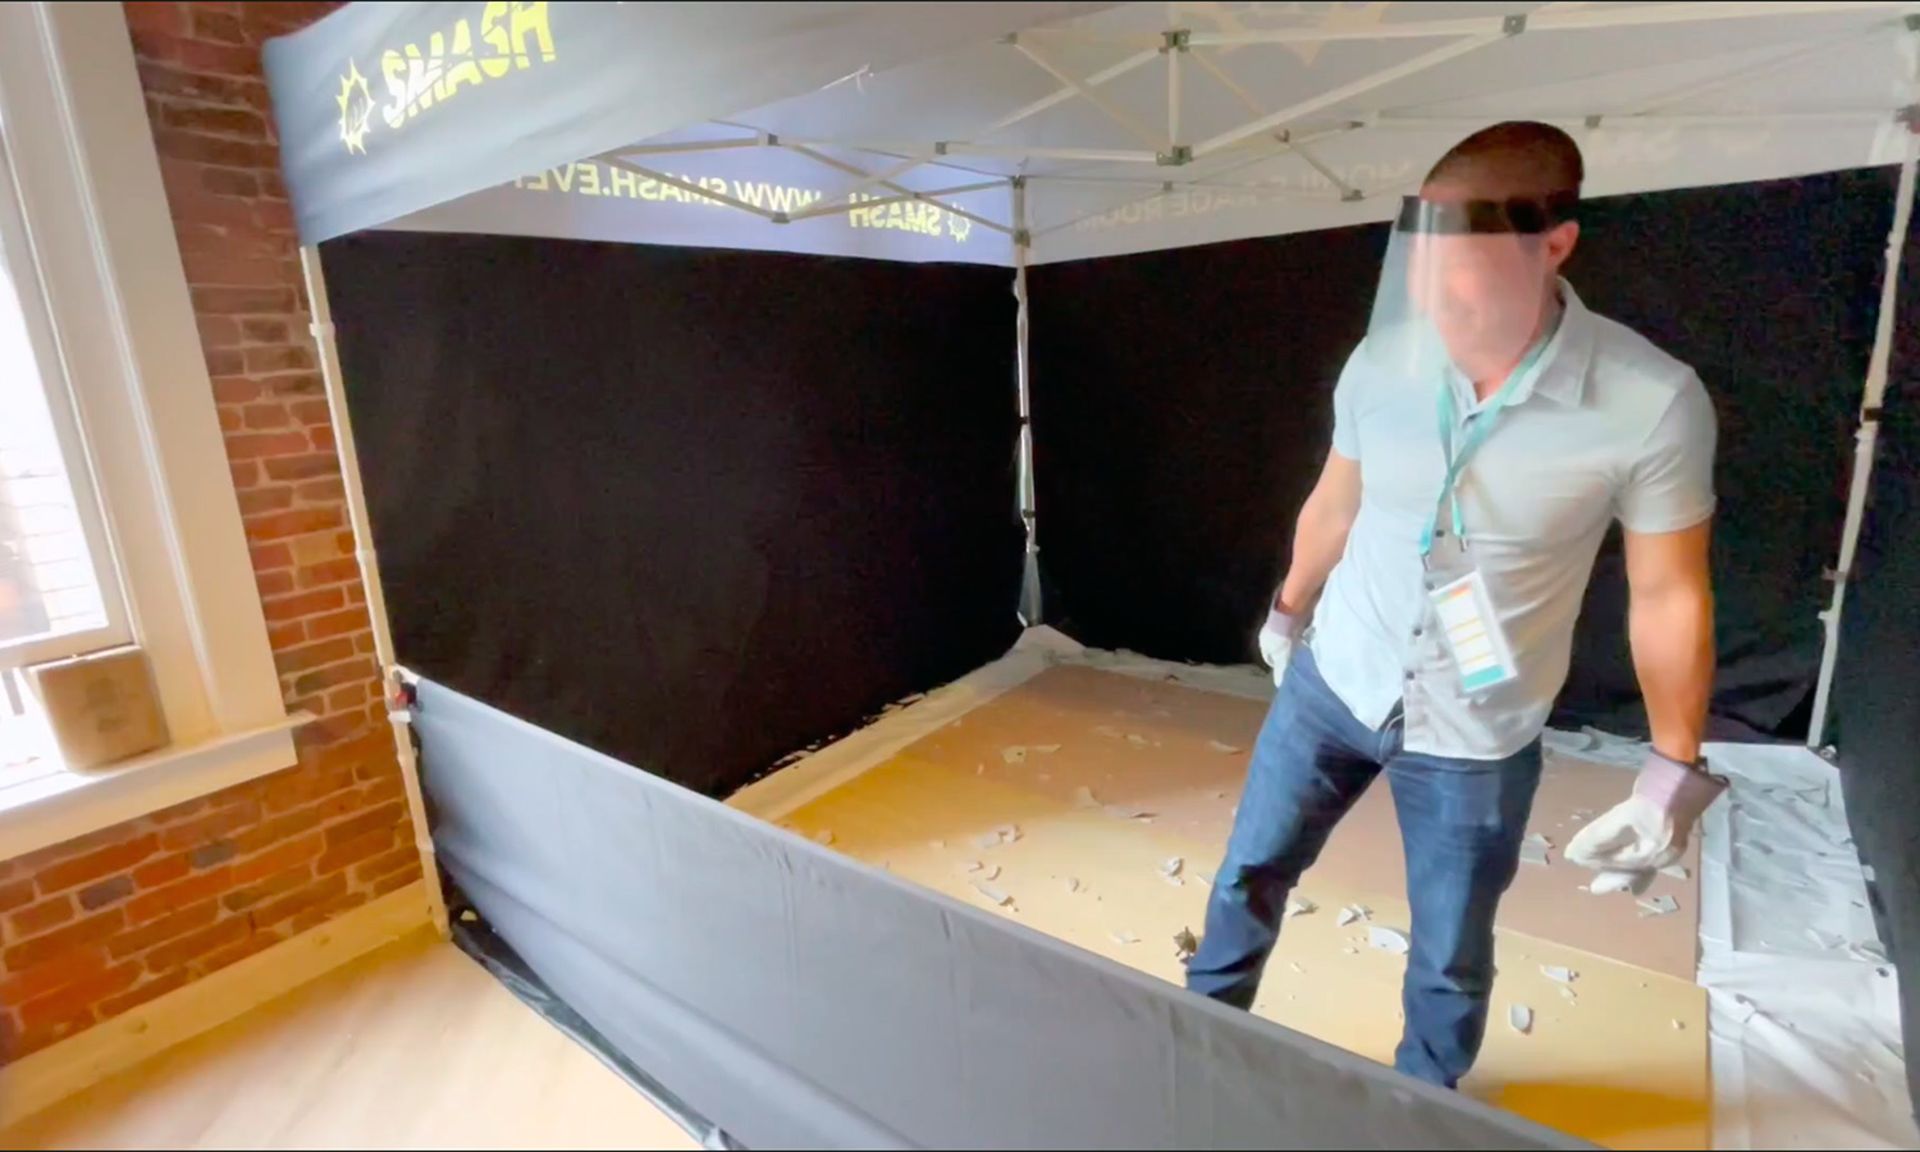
{"left": 1420, "top": 329, "right": 1557, "bottom": 558}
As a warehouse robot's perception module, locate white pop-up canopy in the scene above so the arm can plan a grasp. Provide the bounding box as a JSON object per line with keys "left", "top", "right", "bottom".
{"left": 262, "top": 0, "right": 1919, "bottom": 753}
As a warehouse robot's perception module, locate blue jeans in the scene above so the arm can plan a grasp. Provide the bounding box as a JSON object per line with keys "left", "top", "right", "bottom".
{"left": 1184, "top": 644, "right": 1542, "bottom": 1089}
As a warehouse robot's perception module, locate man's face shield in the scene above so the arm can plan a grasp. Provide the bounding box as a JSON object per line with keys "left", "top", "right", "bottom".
{"left": 1364, "top": 194, "right": 1572, "bottom": 382}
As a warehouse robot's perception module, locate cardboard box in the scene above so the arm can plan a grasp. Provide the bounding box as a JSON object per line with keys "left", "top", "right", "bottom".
{"left": 23, "top": 646, "right": 169, "bottom": 770}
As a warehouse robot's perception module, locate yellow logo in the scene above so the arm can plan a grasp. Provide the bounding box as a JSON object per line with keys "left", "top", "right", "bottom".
{"left": 335, "top": 59, "right": 374, "bottom": 154}
{"left": 335, "top": 1, "right": 557, "bottom": 156}
{"left": 947, "top": 213, "right": 974, "bottom": 244}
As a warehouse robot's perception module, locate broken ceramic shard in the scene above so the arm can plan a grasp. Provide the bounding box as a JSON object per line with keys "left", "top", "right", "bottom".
{"left": 459, "top": 909, "right": 480, "bottom": 924}
{"left": 1672, "top": 1019, "right": 1685, "bottom": 1031}
{"left": 1367, "top": 926, "right": 1411, "bottom": 955}
{"left": 1509, "top": 1005, "right": 1534, "bottom": 1035}
{"left": 1093, "top": 725, "right": 1124, "bottom": 740}
{"left": 1125, "top": 733, "right": 1151, "bottom": 748}
{"left": 813, "top": 830, "right": 835, "bottom": 846}
{"left": 1337, "top": 907, "right": 1358, "bottom": 927}
{"left": 1540, "top": 965, "right": 1577, "bottom": 984}
{"left": 981, "top": 865, "right": 1001, "bottom": 882}
{"left": 1805, "top": 927, "right": 1843, "bottom": 951}
{"left": 1207, "top": 741, "right": 1242, "bottom": 754}
{"left": 1559, "top": 986, "right": 1577, "bottom": 1003}
{"left": 1160, "top": 856, "right": 1184, "bottom": 879}
{"left": 971, "top": 881, "right": 1012, "bottom": 907}
{"left": 1588, "top": 869, "right": 1652, "bottom": 897}
{"left": 1033, "top": 744, "right": 1061, "bottom": 755}
{"left": 1286, "top": 897, "right": 1317, "bottom": 919}
{"left": 1289, "top": 962, "right": 1306, "bottom": 974}
{"left": 1073, "top": 786, "right": 1100, "bottom": 809}
{"left": 1062, "top": 876, "right": 1081, "bottom": 894}
{"left": 1103, "top": 805, "right": 1155, "bottom": 822}
{"left": 1110, "top": 930, "right": 1139, "bottom": 946}
{"left": 1658, "top": 863, "right": 1690, "bottom": 881}
{"left": 1636, "top": 894, "right": 1680, "bottom": 917}
{"left": 1173, "top": 928, "right": 1199, "bottom": 962}
{"left": 998, "top": 824, "right": 1021, "bottom": 844}
{"left": 962, "top": 861, "right": 983, "bottom": 874}
{"left": 1194, "top": 871, "right": 1215, "bottom": 886}
{"left": 1518, "top": 835, "right": 1552, "bottom": 867}
{"left": 1000, "top": 746, "right": 1028, "bottom": 765}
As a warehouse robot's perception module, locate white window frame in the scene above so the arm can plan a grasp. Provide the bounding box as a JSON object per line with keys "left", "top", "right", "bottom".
{"left": 0, "top": 3, "right": 302, "bottom": 859}
{"left": 0, "top": 122, "right": 135, "bottom": 670}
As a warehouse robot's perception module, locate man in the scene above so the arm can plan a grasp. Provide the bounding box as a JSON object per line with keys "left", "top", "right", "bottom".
{"left": 1184, "top": 122, "right": 1726, "bottom": 1089}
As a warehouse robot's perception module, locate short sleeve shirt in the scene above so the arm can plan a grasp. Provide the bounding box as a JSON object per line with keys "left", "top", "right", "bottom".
{"left": 1308, "top": 280, "right": 1718, "bottom": 760}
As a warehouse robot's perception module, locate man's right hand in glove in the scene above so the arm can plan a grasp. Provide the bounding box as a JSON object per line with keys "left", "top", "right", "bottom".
{"left": 1258, "top": 596, "right": 1304, "bottom": 687}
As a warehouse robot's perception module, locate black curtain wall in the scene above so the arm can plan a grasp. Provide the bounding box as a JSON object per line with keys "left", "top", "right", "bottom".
{"left": 1831, "top": 184, "right": 1920, "bottom": 1117}
{"left": 1031, "top": 166, "right": 1905, "bottom": 741}
{"left": 321, "top": 232, "right": 1022, "bottom": 798}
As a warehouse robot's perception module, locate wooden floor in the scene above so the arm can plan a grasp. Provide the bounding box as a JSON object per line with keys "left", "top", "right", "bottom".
{"left": 1, "top": 932, "right": 698, "bottom": 1151}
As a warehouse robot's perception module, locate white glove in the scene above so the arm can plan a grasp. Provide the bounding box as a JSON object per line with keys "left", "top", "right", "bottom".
{"left": 1257, "top": 599, "right": 1303, "bottom": 688}
{"left": 1567, "top": 750, "right": 1727, "bottom": 886}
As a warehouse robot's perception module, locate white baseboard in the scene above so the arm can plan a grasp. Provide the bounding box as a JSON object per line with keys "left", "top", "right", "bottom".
{"left": 0, "top": 880, "right": 434, "bottom": 1127}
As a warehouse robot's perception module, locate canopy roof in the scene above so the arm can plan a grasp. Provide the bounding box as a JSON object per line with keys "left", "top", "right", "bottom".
{"left": 266, "top": 2, "right": 1920, "bottom": 265}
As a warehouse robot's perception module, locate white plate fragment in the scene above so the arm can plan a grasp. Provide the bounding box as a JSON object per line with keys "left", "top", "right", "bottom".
{"left": 1033, "top": 744, "right": 1061, "bottom": 755}
{"left": 961, "top": 861, "right": 983, "bottom": 874}
{"left": 1194, "top": 871, "right": 1215, "bottom": 886}
{"left": 1207, "top": 740, "right": 1242, "bottom": 754}
{"left": 1509, "top": 1004, "right": 1534, "bottom": 1035}
{"left": 981, "top": 865, "right": 1001, "bottom": 882}
{"left": 1110, "top": 931, "right": 1139, "bottom": 946}
{"left": 1093, "top": 725, "right": 1124, "bottom": 740}
{"left": 1284, "top": 897, "right": 1317, "bottom": 920}
{"left": 1104, "top": 805, "right": 1155, "bottom": 822}
{"left": 1000, "top": 746, "right": 1028, "bottom": 765}
{"left": 1126, "top": 733, "right": 1151, "bottom": 748}
{"left": 1073, "top": 786, "right": 1100, "bottom": 809}
{"left": 1559, "top": 986, "right": 1578, "bottom": 1004}
{"left": 1658, "top": 863, "right": 1690, "bottom": 881}
{"left": 971, "top": 881, "right": 1012, "bottom": 907}
{"left": 1540, "top": 965, "right": 1578, "bottom": 985}
{"left": 1161, "top": 856, "right": 1184, "bottom": 879}
{"left": 1335, "top": 904, "right": 1371, "bottom": 927}
{"left": 1062, "top": 876, "right": 1081, "bottom": 894}
{"left": 813, "top": 830, "right": 835, "bottom": 846}
{"left": 1289, "top": 962, "right": 1306, "bottom": 974}
{"left": 1367, "top": 926, "right": 1410, "bottom": 955}
{"left": 1637, "top": 894, "right": 1679, "bottom": 917}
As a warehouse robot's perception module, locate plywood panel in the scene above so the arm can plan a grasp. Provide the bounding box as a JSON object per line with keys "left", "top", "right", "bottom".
{"left": 896, "top": 665, "right": 1702, "bottom": 980}
{"left": 776, "top": 667, "right": 1713, "bottom": 1151}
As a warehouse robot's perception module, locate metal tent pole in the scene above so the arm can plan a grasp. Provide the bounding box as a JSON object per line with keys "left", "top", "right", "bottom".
{"left": 1013, "top": 178, "right": 1041, "bottom": 626}
{"left": 300, "top": 245, "right": 451, "bottom": 937}
{"left": 1807, "top": 118, "right": 1919, "bottom": 751}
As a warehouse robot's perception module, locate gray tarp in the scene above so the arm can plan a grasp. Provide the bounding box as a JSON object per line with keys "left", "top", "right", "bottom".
{"left": 413, "top": 678, "right": 1591, "bottom": 1150}
{"left": 261, "top": 1, "right": 1108, "bottom": 244}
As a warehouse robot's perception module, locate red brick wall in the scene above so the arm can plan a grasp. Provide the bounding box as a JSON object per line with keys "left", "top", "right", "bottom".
{"left": 0, "top": 2, "right": 422, "bottom": 1065}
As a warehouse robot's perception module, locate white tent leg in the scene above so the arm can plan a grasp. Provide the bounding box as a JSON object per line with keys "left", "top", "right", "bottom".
{"left": 1807, "top": 126, "right": 1918, "bottom": 751}
{"left": 300, "top": 246, "right": 451, "bottom": 938}
{"left": 1013, "top": 179, "right": 1041, "bottom": 626}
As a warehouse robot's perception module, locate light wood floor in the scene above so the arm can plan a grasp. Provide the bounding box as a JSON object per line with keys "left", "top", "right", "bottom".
{"left": 2, "top": 931, "right": 699, "bottom": 1151}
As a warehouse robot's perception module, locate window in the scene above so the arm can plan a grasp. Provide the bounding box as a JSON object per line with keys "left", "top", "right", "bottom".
{"left": 0, "top": 3, "right": 302, "bottom": 857}
{"left": 0, "top": 129, "right": 132, "bottom": 773}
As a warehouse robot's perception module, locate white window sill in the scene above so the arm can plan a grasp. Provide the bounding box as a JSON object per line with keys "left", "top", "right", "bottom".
{"left": 0, "top": 714, "right": 311, "bottom": 861}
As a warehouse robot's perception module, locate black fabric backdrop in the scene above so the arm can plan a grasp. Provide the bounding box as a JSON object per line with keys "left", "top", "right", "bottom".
{"left": 1030, "top": 166, "right": 1902, "bottom": 741}
{"left": 1832, "top": 191, "right": 1920, "bottom": 1116}
{"left": 320, "top": 232, "right": 1022, "bottom": 798}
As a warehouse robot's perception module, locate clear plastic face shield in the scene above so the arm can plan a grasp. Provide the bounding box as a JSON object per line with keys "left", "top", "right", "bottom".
{"left": 1364, "top": 194, "right": 1573, "bottom": 383}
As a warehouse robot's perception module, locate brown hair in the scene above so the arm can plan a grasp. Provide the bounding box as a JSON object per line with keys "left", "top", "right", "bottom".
{"left": 1423, "top": 121, "right": 1585, "bottom": 201}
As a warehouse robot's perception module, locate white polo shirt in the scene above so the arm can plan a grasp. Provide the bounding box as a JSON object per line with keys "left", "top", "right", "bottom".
{"left": 1307, "top": 279, "right": 1718, "bottom": 761}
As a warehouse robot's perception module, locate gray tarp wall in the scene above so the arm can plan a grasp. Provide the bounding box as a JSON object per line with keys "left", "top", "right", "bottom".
{"left": 413, "top": 678, "right": 1589, "bottom": 1150}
